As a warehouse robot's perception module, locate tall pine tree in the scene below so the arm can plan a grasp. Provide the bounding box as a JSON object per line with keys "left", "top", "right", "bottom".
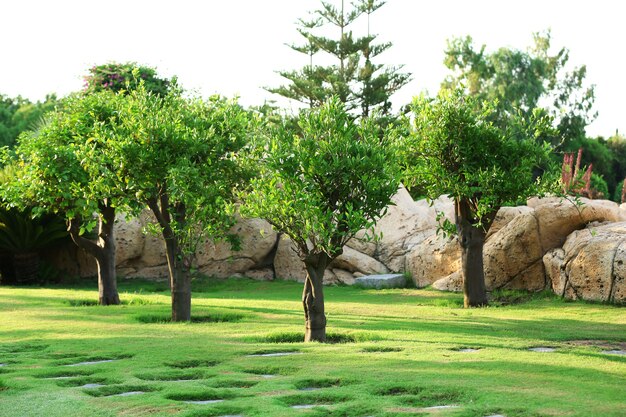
{"left": 267, "top": 0, "right": 410, "bottom": 118}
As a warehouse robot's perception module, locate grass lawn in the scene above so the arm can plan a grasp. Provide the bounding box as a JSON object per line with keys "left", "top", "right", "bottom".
{"left": 0, "top": 277, "right": 624, "bottom": 417}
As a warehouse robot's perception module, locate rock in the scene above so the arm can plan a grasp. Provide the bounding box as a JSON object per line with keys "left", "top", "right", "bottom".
{"left": 354, "top": 273, "right": 406, "bottom": 289}
{"left": 431, "top": 271, "right": 462, "bottom": 292}
{"left": 345, "top": 230, "right": 377, "bottom": 258}
{"left": 273, "top": 237, "right": 306, "bottom": 282}
{"left": 330, "top": 246, "right": 389, "bottom": 275}
{"left": 485, "top": 206, "right": 534, "bottom": 240}
{"left": 114, "top": 213, "right": 144, "bottom": 265}
{"left": 244, "top": 268, "right": 275, "bottom": 281}
{"left": 332, "top": 268, "right": 356, "bottom": 285}
{"left": 373, "top": 187, "right": 454, "bottom": 272}
{"left": 544, "top": 222, "right": 626, "bottom": 303}
{"left": 483, "top": 212, "right": 546, "bottom": 291}
{"left": 405, "top": 232, "right": 460, "bottom": 288}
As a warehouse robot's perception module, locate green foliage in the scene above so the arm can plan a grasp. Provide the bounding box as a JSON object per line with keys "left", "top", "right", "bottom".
{"left": 268, "top": 0, "right": 410, "bottom": 118}
{"left": 0, "top": 94, "right": 58, "bottom": 148}
{"left": 400, "top": 89, "right": 555, "bottom": 230}
{"left": 241, "top": 97, "right": 401, "bottom": 258}
{"left": 0, "top": 208, "right": 67, "bottom": 253}
{"left": 590, "top": 173, "right": 609, "bottom": 199}
{"left": 442, "top": 31, "right": 596, "bottom": 146}
{"left": 615, "top": 179, "right": 625, "bottom": 203}
{"left": 110, "top": 84, "right": 254, "bottom": 266}
{"left": 2, "top": 90, "right": 132, "bottom": 227}
{"left": 83, "top": 62, "right": 171, "bottom": 96}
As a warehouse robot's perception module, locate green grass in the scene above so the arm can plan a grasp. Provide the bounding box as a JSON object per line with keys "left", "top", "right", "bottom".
{"left": 0, "top": 277, "right": 625, "bottom": 417}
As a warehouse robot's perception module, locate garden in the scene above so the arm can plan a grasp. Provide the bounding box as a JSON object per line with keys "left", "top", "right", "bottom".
{"left": 1, "top": 1, "right": 625, "bottom": 416}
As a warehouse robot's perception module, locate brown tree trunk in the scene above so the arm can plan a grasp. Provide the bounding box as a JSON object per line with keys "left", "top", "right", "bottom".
{"left": 96, "top": 205, "right": 120, "bottom": 305}
{"left": 148, "top": 195, "right": 191, "bottom": 322}
{"left": 456, "top": 197, "right": 488, "bottom": 307}
{"left": 302, "top": 253, "right": 330, "bottom": 342}
{"left": 165, "top": 235, "right": 191, "bottom": 322}
{"left": 67, "top": 204, "right": 120, "bottom": 306}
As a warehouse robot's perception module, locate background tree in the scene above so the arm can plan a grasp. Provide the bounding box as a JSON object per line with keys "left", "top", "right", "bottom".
{"left": 267, "top": 0, "right": 410, "bottom": 118}
{"left": 400, "top": 90, "right": 555, "bottom": 307}
{"left": 111, "top": 85, "right": 253, "bottom": 321}
{"left": 0, "top": 94, "right": 58, "bottom": 148}
{"left": 241, "top": 98, "right": 401, "bottom": 341}
{"left": 441, "top": 31, "right": 596, "bottom": 147}
{"left": 83, "top": 62, "right": 171, "bottom": 97}
{"left": 2, "top": 91, "right": 130, "bottom": 304}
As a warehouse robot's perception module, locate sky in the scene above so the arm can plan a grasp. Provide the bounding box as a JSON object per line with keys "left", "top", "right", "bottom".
{"left": 1, "top": 0, "right": 624, "bottom": 137}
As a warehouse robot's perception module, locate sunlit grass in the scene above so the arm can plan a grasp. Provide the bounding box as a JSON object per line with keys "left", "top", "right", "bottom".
{"left": 0, "top": 277, "right": 624, "bottom": 417}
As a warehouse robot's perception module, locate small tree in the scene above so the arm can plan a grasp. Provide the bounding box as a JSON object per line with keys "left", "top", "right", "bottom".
{"left": 400, "top": 90, "right": 554, "bottom": 307}
{"left": 2, "top": 91, "right": 130, "bottom": 304}
{"left": 83, "top": 62, "right": 171, "bottom": 97}
{"left": 111, "top": 85, "right": 253, "bottom": 321}
{"left": 241, "top": 98, "right": 401, "bottom": 341}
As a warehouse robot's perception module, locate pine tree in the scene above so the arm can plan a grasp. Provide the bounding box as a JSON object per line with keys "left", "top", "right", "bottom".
{"left": 267, "top": 0, "right": 410, "bottom": 118}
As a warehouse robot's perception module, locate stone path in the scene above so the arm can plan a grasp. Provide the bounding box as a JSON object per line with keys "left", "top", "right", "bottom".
{"left": 65, "top": 359, "right": 117, "bottom": 366}
{"left": 247, "top": 352, "right": 302, "bottom": 357}
{"left": 528, "top": 347, "right": 556, "bottom": 352}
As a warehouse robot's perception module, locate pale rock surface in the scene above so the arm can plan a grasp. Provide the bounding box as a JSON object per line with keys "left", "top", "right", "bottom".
{"left": 544, "top": 222, "right": 626, "bottom": 303}
{"left": 405, "top": 232, "right": 460, "bottom": 288}
{"left": 330, "top": 246, "right": 389, "bottom": 276}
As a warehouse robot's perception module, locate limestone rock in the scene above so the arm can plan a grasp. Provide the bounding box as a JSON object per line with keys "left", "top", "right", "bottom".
{"left": 373, "top": 187, "right": 454, "bottom": 272}
{"left": 405, "top": 232, "right": 460, "bottom": 288}
{"left": 114, "top": 213, "right": 144, "bottom": 265}
{"left": 332, "top": 268, "right": 356, "bottom": 285}
{"left": 274, "top": 237, "right": 306, "bottom": 282}
{"left": 330, "top": 246, "right": 389, "bottom": 276}
{"left": 432, "top": 271, "right": 462, "bottom": 292}
{"left": 544, "top": 222, "right": 626, "bottom": 303}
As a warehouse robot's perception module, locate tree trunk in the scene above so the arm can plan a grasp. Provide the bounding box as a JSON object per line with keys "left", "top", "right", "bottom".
{"left": 302, "top": 253, "right": 330, "bottom": 342}
{"left": 148, "top": 195, "right": 191, "bottom": 322}
{"left": 67, "top": 205, "right": 120, "bottom": 306}
{"left": 165, "top": 236, "right": 191, "bottom": 322}
{"left": 96, "top": 205, "right": 120, "bottom": 305}
{"left": 456, "top": 198, "right": 488, "bottom": 307}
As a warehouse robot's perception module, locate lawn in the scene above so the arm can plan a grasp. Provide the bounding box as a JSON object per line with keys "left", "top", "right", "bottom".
{"left": 0, "top": 277, "right": 624, "bottom": 417}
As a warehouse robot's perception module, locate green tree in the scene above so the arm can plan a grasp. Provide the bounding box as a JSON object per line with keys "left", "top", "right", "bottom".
{"left": 241, "top": 98, "right": 401, "bottom": 341}
{"left": 2, "top": 91, "right": 130, "bottom": 304}
{"left": 0, "top": 94, "right": 58, "bottom": 148}
{"left": 83, "top": 62, "right": 171, "bottom": 97}
{"left": 442, "top": 31, "right": 595, "bottom": 146}
{"left": 400, "top": 90, "right": 554, "bottom": 307}
{"left": 267, "top": 0, "right": 410, "bottom": 118}
{"left": 111, "top": 85, "right": 253, "bottom": 321}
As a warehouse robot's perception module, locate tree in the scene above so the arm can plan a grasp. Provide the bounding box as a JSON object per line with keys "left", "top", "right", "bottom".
{"left": 2, "top": 91, "right": 130, "bottom": 304}
{"left": 0, "top": 94, "right": 58, "bottom": 148}
{"left": 267, "top": 0, "right": 410, "bottom": 118}
{"left": 441, "top": 31, "right": 595, "bottom": 146}
{"left": 400, "top": 90, "right": 554, "bottom": 307}
{"left": 241, "top": 98, "right": 401, "bottom": 341}
{"left": 83, "top": 62, "right": 171, "bottom": 97}
{"left": 111, "top": 85, "right": 253, "bottom": 321}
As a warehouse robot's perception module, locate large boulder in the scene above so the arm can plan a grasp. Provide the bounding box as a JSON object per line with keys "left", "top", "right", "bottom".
{"left": 544, "top": 222, "right": 626, "bottom": 303}
{"left": 330, "top": 246, "right": 389, "bottom": 276}
{"left": 373, "top": 187, "right": 454, "bottom": 272}
{"left": 405, "top": 232, "right": 460, "bottom": 288}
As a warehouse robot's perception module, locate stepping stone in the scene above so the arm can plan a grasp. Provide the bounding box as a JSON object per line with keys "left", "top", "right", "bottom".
{"left": 419, "top": 405, "right": 459, "bottom": 410}
{"left": 528, "top": 347, "right": 556, "bottom": 352}
{"left": 485, "top": 415, "right": 506, "bottom": 417}
{"left": 80, "top": 383, "right": 105, "bottom": 388}
{"left": 47, "top": 376, "right": 74, "bottom": 380}
{"left": 183, "top": 399, "right": 224, "bottom": 405}
{"left": 65, "top": 359, "right": 116, "bottom": 366}
{"left": 298, "top": 387, "right": 320, "bottom": 391}
{"left": 247, "top": 352, "right": 302, "bottom": 357}
{"left": 0, "top": 363, "right": 6, "bottom": 367}
{"left": 111, "top": 391, "right": 145, "bottom": 397}
{"left": 261, "top": 374, "right": 275, "bottom": 378}
{"left": 292, "top": 404, "right": 322, "bottom": 409}
{"left": 354, "top": 274, "right": 406, "bottom": 289}
{"left": 457, "top": 348, "right": 480, "bottom": 353}
{"left": 602, "top": 349, "right": 626, "bottom": 355}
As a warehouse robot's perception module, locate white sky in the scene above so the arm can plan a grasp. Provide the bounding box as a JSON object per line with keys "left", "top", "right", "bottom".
{"left": 1, "top": 0, "right": 624, "bottom": 137}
